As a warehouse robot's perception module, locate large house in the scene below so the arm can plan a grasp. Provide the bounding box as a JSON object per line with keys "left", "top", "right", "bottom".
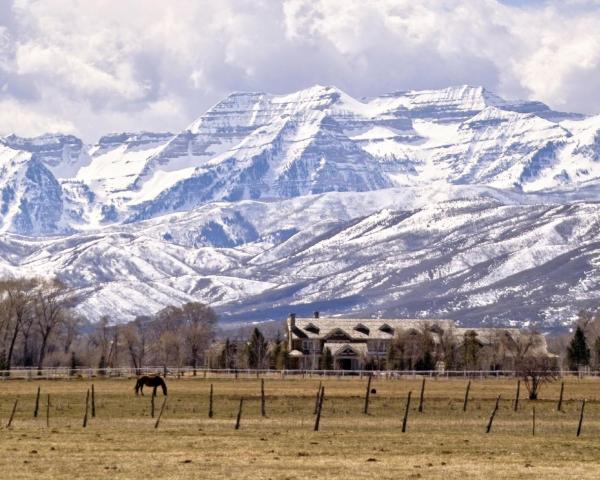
{"left": 286, "top": 312, "right": 556, "bottom": 371}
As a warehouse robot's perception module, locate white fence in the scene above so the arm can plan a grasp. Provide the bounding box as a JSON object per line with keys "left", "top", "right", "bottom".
{"left": 0, "top": 366, "right": 594, "bottom": 380}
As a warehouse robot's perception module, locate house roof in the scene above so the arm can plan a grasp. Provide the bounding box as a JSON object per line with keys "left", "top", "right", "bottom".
{"left": 324, "top": 342, "right": 368, "bottom": 357}
{"left": 289, "top": 317, "right": 454, "bottom": 341}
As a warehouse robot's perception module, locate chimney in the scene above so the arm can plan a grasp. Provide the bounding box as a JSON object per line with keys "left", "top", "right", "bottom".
{"left": 314, "top": 311, "right": 320, "bottom": 319}
{"left": 288, "top": 313, "right": 296, "bottom": 326}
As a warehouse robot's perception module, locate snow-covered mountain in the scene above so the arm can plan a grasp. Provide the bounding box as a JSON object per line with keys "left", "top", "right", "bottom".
{"left": 1, "top": 84, "right": 600, "bottom": 328}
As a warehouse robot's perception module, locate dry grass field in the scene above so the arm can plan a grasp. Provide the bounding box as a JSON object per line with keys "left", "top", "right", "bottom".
{"left": 0, "top": 375, "right": 599, "bottom": 479}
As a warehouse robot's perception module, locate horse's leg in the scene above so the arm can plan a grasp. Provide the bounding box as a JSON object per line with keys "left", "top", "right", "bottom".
{"left": 153, "top": 385, "right": 158, "bottom": 397}
{"left": 140, "top": 384, "right": 144, "bottom": 396}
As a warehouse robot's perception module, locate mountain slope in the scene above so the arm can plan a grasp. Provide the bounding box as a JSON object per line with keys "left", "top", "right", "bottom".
{"left": 0, "top": 84, "right": 595, "bottom": 233}
{"left": 1, "top": 189, "right": 600, "bottom": 328}
{"left": 3, "top": 84, "right": 600, "bottom": 328}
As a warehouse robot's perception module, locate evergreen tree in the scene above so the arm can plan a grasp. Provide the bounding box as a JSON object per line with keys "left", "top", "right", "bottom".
{"left": 246, "top": 328, "right": 268, "bottom": 369}
{"left": 320, "top": 347, "right": 333, "bottom": 370}
{"left": 567, "top": 326, "right": 590, "bottom": 370}
{"left": 69, "top": 351, "right": 78, "bottom": 376}
{"left": 274, "top": 335, "right": 288, "bottom": 370}
{"left": 219, "top": 338, "right": 231, "bottom": 369}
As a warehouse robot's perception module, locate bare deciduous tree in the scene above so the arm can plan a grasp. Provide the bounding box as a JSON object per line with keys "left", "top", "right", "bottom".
{"left": 0, "top": 278, "right": 39, "bottom": 370}
{"left": 123, "top": 316, "right": 149, "bottom": 374}
{"left": 512, "top": 330, "right": 559, "bottom": 400}
{"left": 34, "top": 280, "right": 76, "bottom": 372}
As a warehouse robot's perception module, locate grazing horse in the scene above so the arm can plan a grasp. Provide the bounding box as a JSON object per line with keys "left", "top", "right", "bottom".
{"left": 134, "top": 375, "right": 168, "bottom": 396}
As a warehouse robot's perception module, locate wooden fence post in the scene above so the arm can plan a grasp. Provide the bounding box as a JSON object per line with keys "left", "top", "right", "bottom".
{"left": 314, "top": 386, "right": 325, "bottom": 431}
{"left": 33, "top": 386, "right": 40, "bottom": 418}
{"left": 557, "top": 381, "right": 564, "bottom": 412}
{"left": 577, "top": 399, "right": 586, "bottom": 437}
{"left": 463, "top": 380, "right": 471, "bottom": 412}
{"left": 235, "top": 398, "right": 244, "bottom": 430}
{"left": 82, "top": 389, "right": 90, "bottom": 428}
{"left": 402, "top": 391, "right": 412, "bottom": 433}
{"left": 6, "top": 399, "right": 18, "bottom": 428}
{"left": 514, "top": 380, "right": 520, "bottom": 412}
{"left": 261, "top": 379, "right": 266, "bottom": 417}
{"left": 208, "top": 383, "right": 214, "bottom": 418}
{"left": 46, "top": 394, "right": 50, "bottom": 427}
{"left": 486, "top": 395, "right": 501, "bottom": 433}
{"left": 364, "top": 375, "right": 372, "bottom": 415}
{"left": 91, "top": 384, "right": 96, "bottom": 418}
{"left": 154, "top": 397, "right": 167, "bottom": 429}
{"left": 418, "top": 377, "right": 426, "bottom": 413}
{"left": 532, "top": 406, "right": 535, "bottom": 436}
{"left": 313, "top": 381, "right": 322, "bottom": 415}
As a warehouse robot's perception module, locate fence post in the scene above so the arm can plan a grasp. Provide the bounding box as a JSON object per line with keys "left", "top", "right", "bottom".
{"left": 418, "top": 377, "right": 426, "bottom": 413}
{"left": 532, "top": 406, "right": 535, "bottom": 436}
{"left": 91, "top": 384, "right": 96, "bottom": 418}
{"left": 46, "top": 394, "right": 50, "bottom": 428}
{"left": 314, "top": 386, "right": 325, "bottom": 431}
{"left": 364, "top": 375, "right": 372, "bottom": 415}
{"left": 154, "top": 397, "right": 167, "bottom": 429}
{"left": 83, "top": 389, "right": 90, "bottom": 428}
{"left": 33, "top": 386, "right": 41, "bottom": 418}
{"left": 486, "top": 395, "right": 501, "bottom": 433}
{"left": 235, "top": 398, "right": 244, "bottom": 430}
{"left": 261, "top": 379, "right": 266, "bottom": 417}
{"left": 208, "top": 384, "right": 214, "bottom": 418}
{"left": 514, "top": 380, "right": 520, "bottom": 412}
{"left": 313, "top": 381, "right": 322, "bottom": 415}
{"left": 402, "top": 391, "right": 412, "bottom": 433}
{"left": 577, "top": 399, "right": 586, "bottom": 437}
{"left": 463, "top": 380, "right": 471, "bottom": 412}
{"left": 557, "top": 381, "right": 564, "bottom": 412}
{"left": 6, "top": 399, "right": 18, "bottom": 428}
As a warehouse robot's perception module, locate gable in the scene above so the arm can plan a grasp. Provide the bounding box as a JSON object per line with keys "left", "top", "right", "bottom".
{"left": 324, "top": 328, "right": 353, "bottom": 341}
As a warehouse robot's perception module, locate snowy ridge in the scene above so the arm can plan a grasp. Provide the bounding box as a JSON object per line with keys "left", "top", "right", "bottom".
{"left": 0, "top": 84, "right": 594, "bottom": 234}
{"left": 1, "top": 188, "right": 600, "bottom": 327}
{"left": 1, "top": 84, "right": 600, "bottom": 327}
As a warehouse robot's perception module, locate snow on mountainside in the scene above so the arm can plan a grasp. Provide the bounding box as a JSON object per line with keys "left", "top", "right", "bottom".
{"left": 2, "top": 84, "right": 600, "bottom": 328}
{"left": 2, "top": 189, "right": 600, "bottom": 328}
{"left": 0, "top": 84, "right": 593, "bottom": 234}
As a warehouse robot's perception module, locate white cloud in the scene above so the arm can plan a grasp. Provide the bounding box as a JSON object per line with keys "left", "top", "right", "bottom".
{"left": 0, "top": 0, "right": 599, "bottom": 140}
{"left": 0, "top": 98, "right": 75, "bottom": 135}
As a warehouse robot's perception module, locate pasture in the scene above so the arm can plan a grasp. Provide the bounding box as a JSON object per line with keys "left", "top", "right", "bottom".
{"left": 0, "top": 375, "right": 599, "bottom": 479}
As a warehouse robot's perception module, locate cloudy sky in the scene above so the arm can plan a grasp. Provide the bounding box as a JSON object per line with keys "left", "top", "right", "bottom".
{"left": 0, "top": 0, "right": 599, "bottom": 141}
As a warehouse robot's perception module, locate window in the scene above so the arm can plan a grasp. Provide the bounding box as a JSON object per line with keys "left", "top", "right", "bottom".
{"left": 379, "top": 324, "right": 394, "bottom": 335}
{"left": 354, "top": 323, "right": 370, "bottom": 335}
{"left": 305, "top": 323, "right": 320, "bottom": 334}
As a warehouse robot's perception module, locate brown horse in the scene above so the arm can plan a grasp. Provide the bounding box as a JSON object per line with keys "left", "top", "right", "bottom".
{"left": 134, "top": 375, "right": 168, "bottom": 396}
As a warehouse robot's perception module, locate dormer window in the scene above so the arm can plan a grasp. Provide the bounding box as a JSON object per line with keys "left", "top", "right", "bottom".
{"left": 379, "top": 323, "right": 394, "bottom": 335}
{"left": 305, "top": 323, "right": 320, "bottom": 334}
{"left": 354, "top": 323, "right": 370, "bottom": 335}
{"left": 429, "top": 324, "right": 443, "bottom": 335}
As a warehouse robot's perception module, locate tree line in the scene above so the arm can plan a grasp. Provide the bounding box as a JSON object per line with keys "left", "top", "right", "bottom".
{"left": 0, "top": 277, "right": 289, "bottom": 372}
